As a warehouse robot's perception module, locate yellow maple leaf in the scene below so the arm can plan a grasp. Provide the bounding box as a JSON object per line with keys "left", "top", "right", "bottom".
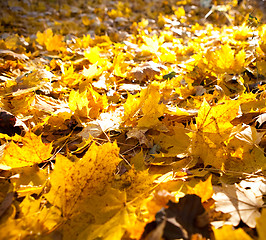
{"left": 196, "top": 98, "right": 239, "bottom": 133}
{"left": 0, "top": 195, "right": 61, "bottom": 239}
{"left": 82, "top": 63, "right": 103, "bottom": 79}
{"left": 233, "top": 24, "right": 253, "bottom": 41}
{"left": 190, "top": 97, "right": 240, "bottom": 168}
{"left": 45, "top": 141, "right": 121, "bottom": 218}
{"left": 257, "top": 208, "right": 266, "bottom": 240}
{"left": 190, "top": 131, "right": 228, "bottom": 169}
{"left": 123, "top": 84, "right": 166, "bottom": 128}
{"left": 152, "top": 125, "right": 190, "bottom": 157}
{"left": 113, "top": 53, "right": 128, "bottom": 78}
{"left": 213, "top": 225, "right": 252, "bottom": 240}
{"left": 225, "top": 125, "right": 266, "bottom": 172}
{"left": 78, "top": 205, "right": 136, "bottom": 240}
{"left": 1, "top": 92, "right": 35, "bottom": 115}
{"left": 205, "top": 44, "right": 246, "bottom": 74}
{"left": 61, "top": 64, "right": 83, "bottom": 86}
{"left": 59, "top": 187, "right": 129, "bottom": 240}
{"left": 0, "top": 132, "right": 53, "bottom": 170}
{"left": 160, "top": 47, "right": 176, "bottom": 63}
{"left": 187, "top": 175, "right": 213, "bottom": 202}
{"left": 137, "top": 89, "right": 166, "bottom": 128}
{"left": 84, "top": 46, "right": 104, "bottom": 64}
{"left": 36, "top": 28, "right": 66, "bottom": 52}
{"left": 69, "top": 89, "right": 89, "bottom": 118}
{"left": 36, "top": 28, "right": 53, "bottom": 46}
{"left": 139, "top": 35, "right": 162, "bottom": 56}
{"left": 206, "top": 44, "right": 234, "bottom": 73}
{"left": 122, "top": 92, "right": 142, "bottom": 126}
{"left": 69, "top": 86, "right": 108, "bottom": 119}
{"left": 115, "top": 168, "right": 155, "bottom": 202}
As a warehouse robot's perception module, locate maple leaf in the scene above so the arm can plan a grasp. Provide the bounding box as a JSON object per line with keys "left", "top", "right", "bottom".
{"left": 130, "top": 61, "right": 166, "bottom": 82}
{"left": 82, "top": 62, "right": 103, "bottom": 80}
{"left": 126, "top": 128, "right": 151, "bottom": 148}
{"left": 191, "top": 98, "right": 241, "bottom": 168}
{"left": 205, "top": 44, "right": 246, "bottom": 74}
{"left": 36, "top": 28, "right": 66, "bottom": 52}
{"left": 213, "top": 182, "right": 264, "bottom": 228}
{"left": 213, "top": 225, "right": 253, "bottom": 240}
{"left": 77, "top": 205, "right": 136, "bottom": 240}
{"left": 122, "top": 83, "right": 167, "bottom": 128}
{"left": 122, "top": 92, "right": 142, "bottom": 126}
{"left": 84, "top": 46, "right": 105, "bottom": 65}
{"left": 256, "top": 208, "right": 266, "bottom": 240}
{"left": 0, "top": 132, "right": 52, "bottom": 170}
{"left": 187, "top": 175, "right": 213, "bottom": 203}
{"left": 152, "top": 125, "right": 190, "bottom": 157}
{"left": 45, "top": 141, "right": 121, "bottom": 218}
{"left": 69, "top": 86, "right": 108, "bottom": 119}
{"left": 115, "top": 168, "right": 155, "bottom": 201}
{"left": 225, "top": 125, "right": 266, "bottom": 172}
{"left": 190, "top": 131, "right": 228, "bottom": 169}
{"left": 113, "top": 53, "right": 129, "bottom": 78}
{"left": 196, "top": 98, "right": 240, "bottom": 133}
{"left": 0, "top": 195, "right": 61, "bottom": 239}
{"left": 137, "top": 87, "right": 167, "bottom": 128}
{"left": 60, "top": 187, "right": 130, "bottom": 240}
{"left": 61, "top": 64, "right": 83, "bottom": 87}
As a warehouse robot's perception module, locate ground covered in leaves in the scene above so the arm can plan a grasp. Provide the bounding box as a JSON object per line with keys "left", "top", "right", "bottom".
{"left": 0, "top": 0, "right": 266, "bottom": 239}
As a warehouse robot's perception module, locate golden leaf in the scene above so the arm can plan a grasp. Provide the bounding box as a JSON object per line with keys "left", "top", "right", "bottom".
{"left": 187, "top": 175, "right": 213, "bottom": 202}
{"left": 36, "top": 28, "right": 66, "bottom": 52}
{"left": 137, "top": 86, "right": 166, "bottom": 128}
{"left": 45, "top": 141, "right": 121, "bottom": 218}
{"left": 0, "top": 132, "right": 52, "bottom": 170}
{"left": 213, "top": 225, "right": 252, "bottom": 240}
{"left": 0, "top": 195, "right": 61, "bottom": 239}
{"left": 256, "top": 208, "right": 266, "bottom": 240}
{"left": 152, "top": 125, "right": 190, "bottom": 157}
{"left": 78, "top": 205, "right": 136, "bottom": 240}
{"left": 205, "top": 44, "right": 246, "bottom": 74}
{"left": 196, "top": 98, "right": 239, "bottom": 133}
{"left": 122, "top": 84, "right": 166, "bottom": 127}
{"left": 82, "top": 63, "right": 103, "bottom": 79}
{"left": 69, "top": 86, "right": 108, "bottom": 119}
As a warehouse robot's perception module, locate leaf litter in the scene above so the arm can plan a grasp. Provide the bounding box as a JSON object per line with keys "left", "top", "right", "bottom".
{"left": 0, "top": 0, "right": 266, "bottom": 239}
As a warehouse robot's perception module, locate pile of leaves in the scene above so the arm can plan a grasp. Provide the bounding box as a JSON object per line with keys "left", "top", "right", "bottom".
{"left": 1, "top": 0, "right": 266, "bottom": 239}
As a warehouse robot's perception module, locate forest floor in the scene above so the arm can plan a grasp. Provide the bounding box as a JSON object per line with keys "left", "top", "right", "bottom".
{"left": 0, "top": 0, "right": 266, "bottom": 239}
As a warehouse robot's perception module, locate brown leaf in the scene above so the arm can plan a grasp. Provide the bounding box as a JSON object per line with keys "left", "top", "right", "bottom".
{"left": 0, "top": 50, "right": 29, "bottom": 61}
{"left": 0, "top": 109, "right": 27, "bottom": 136}
{"left": 130, "top": 61, "right": 166, "bottom": 82}
{"left": 0, "top": 192, "right": 14, "bottom": 218}
{"left": 142, "top": 195, "right": 213, "bottom": 240}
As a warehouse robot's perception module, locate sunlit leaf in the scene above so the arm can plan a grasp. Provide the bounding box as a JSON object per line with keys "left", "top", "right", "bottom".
{"left": 187, "top": 175, "right": 213, "bottom": 202}
{"left": 0, "top": 132, "right": 52, "bottom": 169}
{"left": 213, "top": 225, "right": 252, "bottom": 240}
{"left": 45, "top": 141, "right": 121, "bottom": 217}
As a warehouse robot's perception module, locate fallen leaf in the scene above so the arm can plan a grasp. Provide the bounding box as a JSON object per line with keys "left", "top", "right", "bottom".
{"left": 130, "top": 61, "right": 166, "bottom": 82}
{"left": 142, "top": 195, "right": 212, "bottom": 240}
{"left": 213, "top": 225, "right": 252, "bottom": 240}
{"left": 45, "top": 141, "right": 121, "bottom": 218}
{"left": 256, "top": 208, "right": 266, "bottom": 240}
{"left": 213, "top": 182, "right": 264, "bottom": 228}
{"left": 0, "top": 132, "right": 53, "bottom": 169}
